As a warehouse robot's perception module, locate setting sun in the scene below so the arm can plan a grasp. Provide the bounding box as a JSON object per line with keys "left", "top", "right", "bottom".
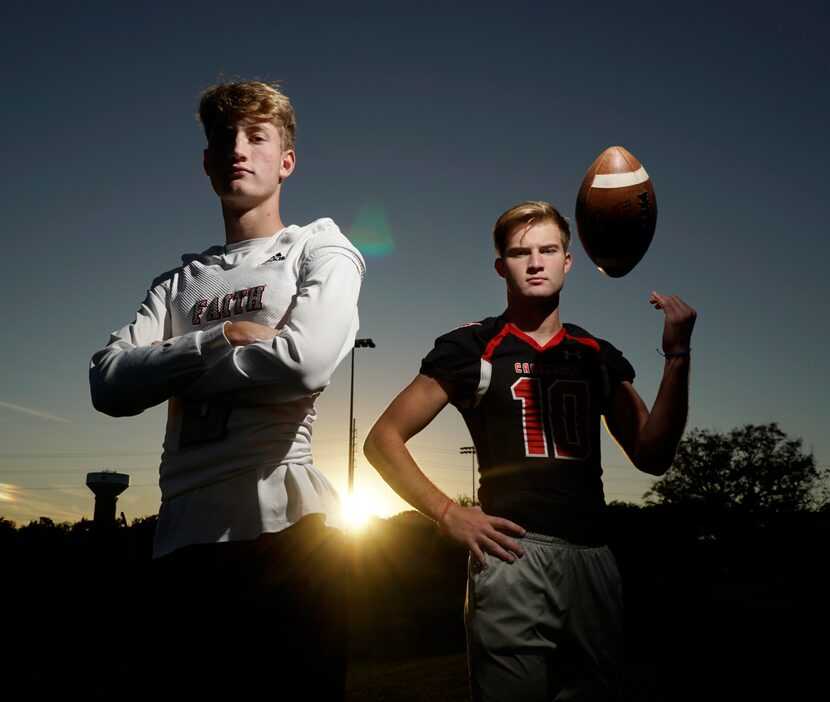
{"left": 341, "top": 492, "right": 379, "bottom": 532}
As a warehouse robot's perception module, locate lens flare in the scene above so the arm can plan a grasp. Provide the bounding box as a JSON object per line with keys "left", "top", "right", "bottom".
{"left": 0, "top": 483, "right": 19, "bottom": 503}
{"left": 348, "top": 203, "right": 394, "bottom": 258}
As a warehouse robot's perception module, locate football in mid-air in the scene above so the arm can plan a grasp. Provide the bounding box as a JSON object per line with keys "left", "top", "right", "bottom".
{"left": 574, "top": 145, "right": 657, "bottom": 278}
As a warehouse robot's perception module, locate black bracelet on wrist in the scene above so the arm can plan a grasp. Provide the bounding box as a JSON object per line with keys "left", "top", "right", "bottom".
{"left": 657, "top": 348, "right": 691, "bottom": 358}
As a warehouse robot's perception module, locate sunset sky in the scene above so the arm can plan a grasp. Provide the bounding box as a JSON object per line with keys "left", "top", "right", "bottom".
{"left": 1, "top": 1, "right": 828, "bottom": 527}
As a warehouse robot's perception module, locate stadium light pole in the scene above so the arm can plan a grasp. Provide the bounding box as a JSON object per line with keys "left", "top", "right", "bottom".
{"left": 460, "top": 446, "right": 477, "bottom": 504}
{"left": 349, "top": 338, "right": 376, "bottom": 498}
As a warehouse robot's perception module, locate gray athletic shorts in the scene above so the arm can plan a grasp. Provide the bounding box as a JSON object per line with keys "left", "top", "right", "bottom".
{"left": 465, "top": 532, "right": 623, "bottom": 702}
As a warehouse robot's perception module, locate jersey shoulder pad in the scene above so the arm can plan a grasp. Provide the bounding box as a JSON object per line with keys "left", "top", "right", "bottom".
{"left": 436, "top": 315, "right": 505, "bottom": 348}
{"left": 302, "top": 218, "right": 366, "bottom": 275}
{"left": 420, "top": 316, "right": 506, "bottom": 390}
{"left": 150, "top": 264, "right": 183, "bottom": 290}
{"left": 563, "top": 323, "right": 635, "bottom": 383}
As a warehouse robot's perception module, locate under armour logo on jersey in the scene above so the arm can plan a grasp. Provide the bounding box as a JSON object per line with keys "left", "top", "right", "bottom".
{"left": 259, "top": 252, "right": 286, "bottom": 265}
{"left": 562, "top": 350, "right": 582, "bottom": 361}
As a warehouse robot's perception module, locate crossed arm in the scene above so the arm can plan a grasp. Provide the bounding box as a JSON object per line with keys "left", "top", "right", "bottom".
{"left": 89, "top": 250, "right": 362, "bottom": 417}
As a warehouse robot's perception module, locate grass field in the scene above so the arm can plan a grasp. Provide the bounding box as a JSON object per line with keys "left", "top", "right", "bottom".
{"left": 347, "top": 653, "right": 471, "bottom": 702}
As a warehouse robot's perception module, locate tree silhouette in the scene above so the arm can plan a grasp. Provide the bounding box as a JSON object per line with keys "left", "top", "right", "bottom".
{"left": 645, "top": 423, "right": 826, "bottom": 515}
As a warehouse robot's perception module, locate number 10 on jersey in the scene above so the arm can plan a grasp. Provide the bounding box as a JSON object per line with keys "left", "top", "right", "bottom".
{"left": 510, "top": 379, "right": 591, "bottom": 460}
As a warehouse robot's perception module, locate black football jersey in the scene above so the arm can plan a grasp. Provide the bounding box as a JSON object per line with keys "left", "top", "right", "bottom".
{"left": 420, "top": 315, "right": 635, "bottom": 544}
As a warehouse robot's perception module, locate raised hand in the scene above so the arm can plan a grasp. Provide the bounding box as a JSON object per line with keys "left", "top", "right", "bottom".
{"left": 649, "top": 292, "right": 696, "bottom": 355}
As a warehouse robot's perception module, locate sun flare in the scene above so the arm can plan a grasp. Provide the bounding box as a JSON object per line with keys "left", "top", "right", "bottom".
{"left": 342, "top": 493, "right": 376, "bottom": 532}
{"left": 0, "top": 483, "right": 18, "bottom": 503}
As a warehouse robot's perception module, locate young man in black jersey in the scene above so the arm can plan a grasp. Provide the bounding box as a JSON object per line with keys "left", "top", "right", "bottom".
{"left": 364, "top": 200, "right": 695, "bottom": 701}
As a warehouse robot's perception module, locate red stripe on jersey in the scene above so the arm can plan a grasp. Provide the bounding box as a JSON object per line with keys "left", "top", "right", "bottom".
{"left": 506, "top": 324, "right": 567, "bottom": 351}
{"left": 564, "top": 332, "right": 601, "bottom": 353}
{"left": 487, "top": 323, "right": 602, "bottom": 356}
{"left": 481, "top": 323, "right": 512, "bottom": 362}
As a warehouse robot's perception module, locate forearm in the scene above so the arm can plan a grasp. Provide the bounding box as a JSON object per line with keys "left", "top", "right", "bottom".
{"left": 365, "top": 414, "right": 527, "bottom": 564}
{"left": 364, "top": 423, "right": 452, "bottom": 523}
{"left": 89, "top": 324, "right": 231, "bottom": 416}
{"left": 182, "top": 251, "right": 362, "bottom": 403}
{"left": 636, "top": 355, "right": 691, "bottom": 474}
{"left": 365, "top": 374, "right": 526, "bottom": 563}
{"left": 89, "top": 281, "right": 233, "bottom": 417}
{"left": 183, "top": 321, "right": 356, "bottom": 402}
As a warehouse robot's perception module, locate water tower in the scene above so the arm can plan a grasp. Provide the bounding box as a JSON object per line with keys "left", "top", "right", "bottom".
{"left": 85, "top": 471, "right": 130, "bottom": 527}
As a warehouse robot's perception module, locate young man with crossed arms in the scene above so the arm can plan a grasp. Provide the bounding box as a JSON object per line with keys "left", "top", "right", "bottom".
{"left": 90, "top": 80, "right": 364, "bottom": 697}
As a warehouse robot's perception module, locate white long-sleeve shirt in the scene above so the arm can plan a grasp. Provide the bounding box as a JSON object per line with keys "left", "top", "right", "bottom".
{"left": 89, "top": 218, "right": 365, "bottom": 557}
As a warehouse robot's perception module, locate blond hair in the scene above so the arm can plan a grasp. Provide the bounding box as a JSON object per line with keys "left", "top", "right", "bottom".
{"left": 198, "top": 80, "right": 296, "bottom": 150}
{"left": 492, "top": 201, "right": 571, "bottom": 257}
